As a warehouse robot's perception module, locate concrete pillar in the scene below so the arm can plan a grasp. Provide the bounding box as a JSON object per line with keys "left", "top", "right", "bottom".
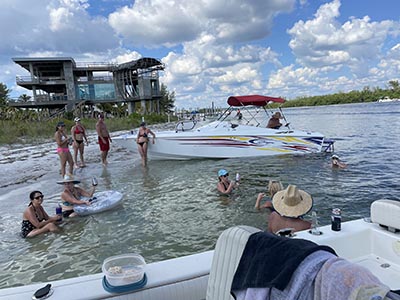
{"left": 63, "top": 61, "right": 76, "bottom": 111}
{"left": 141, "top": 100, "right": 146, "bottom": 113}
{"left": 128, "top": 102, "right": 135, "bottom": 114}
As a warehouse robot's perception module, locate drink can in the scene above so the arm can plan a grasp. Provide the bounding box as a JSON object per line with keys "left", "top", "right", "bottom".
{"left": 56, "top": 205, "right": 62, "bottom": 221}
{"left": 331, "top": 208, "right": 341, "bottom": 231}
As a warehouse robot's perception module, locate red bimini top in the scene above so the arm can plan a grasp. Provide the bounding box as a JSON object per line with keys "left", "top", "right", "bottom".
{"left": 227, "top": 95, "right": 285, "bottom": 107}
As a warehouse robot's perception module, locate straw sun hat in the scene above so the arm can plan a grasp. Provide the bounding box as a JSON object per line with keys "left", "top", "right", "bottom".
{"left": 272, "top": 185, "right": 313, "bottom": 218}
{"left": 57, "top": 174, "right": 81, "bottom": 184}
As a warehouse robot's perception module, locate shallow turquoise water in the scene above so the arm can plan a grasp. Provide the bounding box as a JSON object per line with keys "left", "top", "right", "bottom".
{"left": 0, "top": 101, "right": 399, "bottom": 288}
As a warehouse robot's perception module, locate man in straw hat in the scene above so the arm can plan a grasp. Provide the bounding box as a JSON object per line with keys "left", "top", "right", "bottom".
{"left": 268, "top": 184, "right": 312, "bottom": 234}
{"left": 58, "top": 174, "right": 94, "bottom": 218}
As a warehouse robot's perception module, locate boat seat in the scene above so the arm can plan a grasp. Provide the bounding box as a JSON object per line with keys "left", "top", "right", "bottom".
{"left": 206, "top": 225, "right": 261, "bottom": 300}
{"left": 371, "top": 199, "right": 400, "bottom": 232}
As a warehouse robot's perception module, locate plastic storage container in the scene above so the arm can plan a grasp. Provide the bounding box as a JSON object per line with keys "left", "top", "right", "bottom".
{"left": 102, "top": 254, "right": 146, "bottom": 286}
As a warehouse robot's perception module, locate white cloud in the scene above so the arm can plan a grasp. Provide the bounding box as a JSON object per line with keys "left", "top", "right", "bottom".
{"left": 108, "top": 0, "right": 295, "bottom": 47}
{"left": 287, "top": 0, "right": 400, "bottom": 77}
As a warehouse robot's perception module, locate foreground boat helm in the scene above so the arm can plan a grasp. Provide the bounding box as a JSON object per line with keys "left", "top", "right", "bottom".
{"left": 113, "top": 95, "right": 335, "bottom": 160}
{"left": 1, "top": 199, "right": 399, "bottom": 300}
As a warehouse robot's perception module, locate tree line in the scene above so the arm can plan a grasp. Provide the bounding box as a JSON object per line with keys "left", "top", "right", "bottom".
{"left": 281, "top": 80, "right": 400, "bottom": 108}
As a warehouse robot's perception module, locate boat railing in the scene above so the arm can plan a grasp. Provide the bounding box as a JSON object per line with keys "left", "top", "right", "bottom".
{"left": 175, "top": 120, "right": 197, "bottom": 132}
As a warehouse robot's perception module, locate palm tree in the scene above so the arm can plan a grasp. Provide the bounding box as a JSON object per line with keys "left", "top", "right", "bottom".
{"left": 18, "top": 94, "right": 32, "bottom": 102}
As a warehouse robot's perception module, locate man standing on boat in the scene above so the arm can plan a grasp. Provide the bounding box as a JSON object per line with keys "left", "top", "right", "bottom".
{"left": 96, "top": 113, "right": 112, "bottom": 166}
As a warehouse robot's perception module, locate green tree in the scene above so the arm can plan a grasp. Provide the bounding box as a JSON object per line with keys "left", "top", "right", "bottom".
{"left": 388, "top": 80, "right": 400, "bottom": 92}
{"left": 159, "top": 83, "right": 175, "bottom": 113}
{"left": 0, "top": 83, "right": 11, "bottom": 107}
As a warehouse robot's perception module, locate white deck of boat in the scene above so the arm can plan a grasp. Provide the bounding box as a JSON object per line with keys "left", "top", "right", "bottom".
{"left": 296, "top": 218, "right": 400, "bottom": 290}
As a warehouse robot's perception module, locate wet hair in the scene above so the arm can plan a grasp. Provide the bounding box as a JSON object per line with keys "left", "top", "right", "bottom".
{"left": 268, "top": 180, "right": 284, "bottom": 197}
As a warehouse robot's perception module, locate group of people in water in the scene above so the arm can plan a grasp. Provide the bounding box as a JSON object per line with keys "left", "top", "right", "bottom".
{"left": 217, "top": 169, "right": 313, "bottom": 235}
{"left": 21, "top": 174, "right": 96, "bottom": 238}
{"left": 22, "top": 117, "right": 157, "bottom": 238}
{"left": 217, "top": 154, "right": 347, "bottom": 235}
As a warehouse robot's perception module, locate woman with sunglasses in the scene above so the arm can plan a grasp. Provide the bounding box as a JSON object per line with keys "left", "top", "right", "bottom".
{"left": 21, "top": 191, "right": 61, "bottom": 238}
{"left": 55, "top": 121, "right": 74, "bottom": 178}
{"left": 217, "top": 169, "right": 238, "bottom": 194}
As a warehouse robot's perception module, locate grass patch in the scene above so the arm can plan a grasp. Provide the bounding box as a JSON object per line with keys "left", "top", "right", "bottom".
{"left": 0, "top": 113, "right": 176, "bottom": 146}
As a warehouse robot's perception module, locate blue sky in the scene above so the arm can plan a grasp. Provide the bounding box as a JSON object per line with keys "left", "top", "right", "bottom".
{"left": 1, "top": 0, "right": 400, "bottom": 109}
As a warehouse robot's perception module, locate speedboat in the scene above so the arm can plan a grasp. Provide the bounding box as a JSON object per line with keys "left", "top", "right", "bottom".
{"left": 377, "top": 97, "right": 400, "bottom": 103}
{"left": 113, "top": 95, "right": 334, "bottom": 160}
{"left": 2, "top": 199, "right": 399, "bottom": 299}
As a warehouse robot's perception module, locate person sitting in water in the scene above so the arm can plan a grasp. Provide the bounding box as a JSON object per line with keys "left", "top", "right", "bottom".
{"left": 136, "top": 122, "right": 156, "bottom": 166}
{"left": 217, "top": 169, "right": 239, "bottom": 194}
{"left": 58, "top": 175, "right": 94, "bottom": 218}
{"left": 268, "top": 184, "right": 312, "bottom": 234}
{"left": 331, "top": 154, "right": 347, "bottom": 169}
{"left": 21, "top": 191, "right": 61, "bottom": 238}
{"left": 255, "top": 180, "right": 284, "bottom": 210}
{"left": 267, "top": 112, "right": 283, "bottom": 129}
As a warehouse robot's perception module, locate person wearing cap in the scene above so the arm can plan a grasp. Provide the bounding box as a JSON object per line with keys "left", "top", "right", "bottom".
{"left": 331, "top": 154, "right": 347, "bottom": 169}
{"left": 255, "top": 180, "right": 284, "bottom": 210}
{"left": 58, "top": 175, "right": 95, "bottom": 218}
{"left": 136, "top": 122, "right": 156, "bottom": 166}
{"left": 71, "top": 117, "right": 88, "bottom": 168}
{"left": 21, "top": 190, "right": 61, "bottom": 238}
{"left": 267, "top": 112, "right": 283, "bottom": 129}
{"left": 96, "top": 113, "right": 112, "bottom": 166}
{"left": 217, "top": 169, "right": 238, "bottom": 194}
{"left": 268, "top": 184, "right": 312, "bottom": 234}
{"left": 54, "top": 121, "right": 74, "bottom": 178}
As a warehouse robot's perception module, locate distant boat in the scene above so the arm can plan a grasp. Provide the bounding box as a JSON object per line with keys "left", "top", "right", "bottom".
{"left": 377, "top": 96, "right": 400, "bottom": 103}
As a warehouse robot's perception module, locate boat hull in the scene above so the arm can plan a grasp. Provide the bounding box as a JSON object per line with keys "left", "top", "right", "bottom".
{"left": 113, "top": 122, "right": 325, "bottom": 160}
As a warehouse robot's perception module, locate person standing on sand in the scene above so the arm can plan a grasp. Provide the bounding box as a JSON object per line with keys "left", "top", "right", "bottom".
{"left": 71, "top": 117, "right": 88, "bottom": 168}
{"left": 55, "top": 121, "right": 74, "bottom": 177}
{"left": 96, "top": 113, "right": 112, "bottom": 166}
{"left": 136, "top": 122, "right": 156, "bottom": 166}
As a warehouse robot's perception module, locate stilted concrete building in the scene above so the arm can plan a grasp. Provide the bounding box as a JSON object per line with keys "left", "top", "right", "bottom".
{"left": 11, "top": 57, "right": 165, "bottom": 114}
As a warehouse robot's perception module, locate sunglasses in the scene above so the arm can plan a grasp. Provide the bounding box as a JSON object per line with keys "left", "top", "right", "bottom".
{"left": 222, "top": 174, "right": 229, "bottom": 177}
{"left": 34, "top": 195, "right": 44, "bottom": 200}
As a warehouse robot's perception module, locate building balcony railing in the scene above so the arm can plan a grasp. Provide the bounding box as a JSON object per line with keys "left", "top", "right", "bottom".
{"left": 16, "top": 76, "right": 65, "bottom": 84}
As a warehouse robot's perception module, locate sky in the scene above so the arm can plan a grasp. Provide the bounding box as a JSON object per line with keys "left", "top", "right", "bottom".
{"left": 1, "top": 0, "right": 400, "bottom": 109}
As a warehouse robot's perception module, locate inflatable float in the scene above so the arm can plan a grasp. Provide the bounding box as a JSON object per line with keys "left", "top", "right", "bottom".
{"left": 74, "top": 190, "right": 123, "bottom": 216}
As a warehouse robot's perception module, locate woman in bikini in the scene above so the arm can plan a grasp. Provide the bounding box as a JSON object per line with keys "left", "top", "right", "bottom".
{"left": 71, "top": 117, "right": 88, "bottom": 168}
{"left": 217, "top": 169, "right": 238, "bottom": 194}
{"left": 55, "top": 121, "right": 74, "bottom": 178}
{"left": 136, "top": 122, "right": 156, "bottom": 166}
{"left": 21, "top": 191, "right": 61, "bottom": 238}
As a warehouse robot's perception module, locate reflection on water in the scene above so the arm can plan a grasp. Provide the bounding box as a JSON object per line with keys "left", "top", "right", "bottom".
{"left": 0, "top": 102, "right": 400, "bottom": 288}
